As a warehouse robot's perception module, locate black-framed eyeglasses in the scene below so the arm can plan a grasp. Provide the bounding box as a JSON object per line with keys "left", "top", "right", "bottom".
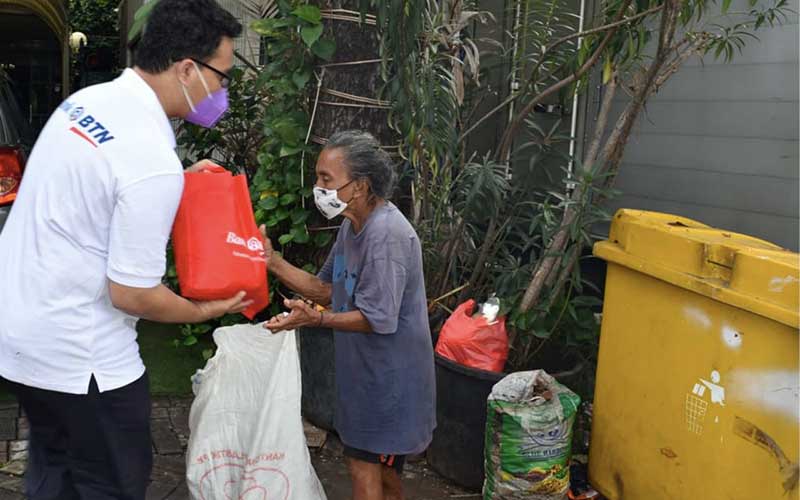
{"left": 191, "top": 58, "right": 231, "bottom": 88}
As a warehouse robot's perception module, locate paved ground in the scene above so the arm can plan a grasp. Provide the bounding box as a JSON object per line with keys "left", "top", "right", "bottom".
{"left": 311, "top": 439, "right": 476, "bottom": 500}
{"left": 0, "top": 396, "right": 475, "bottom": 500}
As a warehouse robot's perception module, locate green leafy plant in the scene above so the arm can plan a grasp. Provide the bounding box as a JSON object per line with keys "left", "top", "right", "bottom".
{"left": 69, "top": 0, "right": 121, "bottom": 85}
{"left": 165, "top": 2, "right": 337, "bottom": 350}
{"left": 363, "top": 0, "right": 792, "bottom": 380}
{"left": 127, "top": 0, "right": 160, "bottom": 43}
{"left": 249, "top": 2, "right": 336, "bottom": 258}
{"left": 70, "top": 0, "right": 120, "bottom": 49}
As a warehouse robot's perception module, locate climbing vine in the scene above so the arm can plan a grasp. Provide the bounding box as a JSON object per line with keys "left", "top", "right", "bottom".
{"left": 166, "top": 2, "right": 337, "bottom": 350}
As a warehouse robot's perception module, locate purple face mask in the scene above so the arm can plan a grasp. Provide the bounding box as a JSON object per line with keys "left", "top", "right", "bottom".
{"left": 181, "top": 61, "right": 228, "bottom": 128}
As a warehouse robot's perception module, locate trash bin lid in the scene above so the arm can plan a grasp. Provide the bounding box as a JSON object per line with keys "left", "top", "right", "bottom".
{"left": 593, "top": 209, "right": 799, "bottom": 328}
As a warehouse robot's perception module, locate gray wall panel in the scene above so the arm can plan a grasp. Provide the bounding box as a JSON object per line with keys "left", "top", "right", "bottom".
{"left": 621, "top": 135, "right": 797, "bottom": 179}
{"left": 614, "top": 163, "right": 798, "bottom": 217}
{"left": 651, "top": 63, "right": 798, "bottom": 102}
{"left": 615, "top": 101, "right": 798, "bottom": 141}
{"left": 599, "top": 2, "right": 799, "bottom": 250}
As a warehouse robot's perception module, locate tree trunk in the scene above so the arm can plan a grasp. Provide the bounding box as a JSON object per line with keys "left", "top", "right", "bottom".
{"left": 598, "top": 0, "right": 682, "bottom": 181}
{"left": 517, "top": 0, "right": 684, "bottom": 314}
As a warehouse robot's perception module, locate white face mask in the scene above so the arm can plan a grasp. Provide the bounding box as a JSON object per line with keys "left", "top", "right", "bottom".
{"left": 313, "top": 180, "right": 354, "bottom": 220}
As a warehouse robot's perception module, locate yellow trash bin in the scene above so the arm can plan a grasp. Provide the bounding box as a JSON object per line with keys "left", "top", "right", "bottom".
{"left": 589, "top": 209, "right": 799, "bottom": 500}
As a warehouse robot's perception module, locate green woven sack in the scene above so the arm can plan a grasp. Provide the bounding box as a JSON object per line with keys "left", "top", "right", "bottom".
{"left": 483, "top": 370, "right": 581, "bottom": 500}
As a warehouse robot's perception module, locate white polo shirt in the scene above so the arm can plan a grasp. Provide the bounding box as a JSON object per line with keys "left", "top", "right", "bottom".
{"left": 0, "top": 69, "right": 184, "bottom": 394}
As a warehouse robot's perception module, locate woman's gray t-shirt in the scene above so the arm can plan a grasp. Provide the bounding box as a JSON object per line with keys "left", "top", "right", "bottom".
{"left": 318, "top": 202, "right": 436, "bottom": 455}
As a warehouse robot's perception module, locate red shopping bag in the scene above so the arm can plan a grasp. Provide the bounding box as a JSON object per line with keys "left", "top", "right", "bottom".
{"left": 172, "top": 165, "right": 269, "bottom": 319}
{"left": 435, "top": 299, "right": 508, "bottom": 373}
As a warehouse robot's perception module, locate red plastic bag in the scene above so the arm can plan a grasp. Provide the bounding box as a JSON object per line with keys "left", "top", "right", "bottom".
{"left": 172, "top": 165, "right": 268, "bottom": 319}
{"left": 435, "top": 299, "right": 508, "bottom": 373}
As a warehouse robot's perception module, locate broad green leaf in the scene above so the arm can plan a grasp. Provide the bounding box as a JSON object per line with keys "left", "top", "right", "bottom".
{"left": 287, "top": 109, "right": 310, "bottom": 127}
{"left": 314, "top": 232, "right": 333, "bottom": 247}
{"left": 127, "top": 17, "right": 147, "bottom": 43}
{"left": 284, "top": 171, "right": 302, "bottom": 188}
{"left": 261, "top": 61, "right": 284, "bottom": 80}
{"left": 291, "top": 226, "right": 310, "bottom": 244}
{"left": 292, "top": 5, "right": 322, "bottom": 24}
{"left": 134, "top": 0, "right": 159, "bottom": 20}
{"left": 291, "top": 209, "right": 310, "bottom": 224}
{"left": 265, "top": 217, "right": 280, "bottom": 228}
{"left": 532, "top": 329, "right": 552, "bottom": 339}
{"left": 128, "top": 0, "right": 160, "bottom": 42}
{"left": 251, "top": 18, "right": 292, "bottom": 35}
{"left": 570, "top": 296, "right": 603, "bottom": 307}
{"left": 280, "top": 145, "right": 303, "bottom": 157}
{"left": 183, "top": 335, "right": 198, "bottom": 346}
{"left": 280, "top": 193, "right": 298, "bottom": 205}
{"left": 256, "top": 70, "right": 272, "bottom": 90}
{"left": 259, "top": 196, "right": 279, "bottom": 210}
{"left": 292, "top": 70, "right": 312, "bottom": 90}
{"left": 273, "top": 119, "right": 303, "bottom": 145}
{"left": 301, "top": 25, "right": 323, "bottom": 47}
{"left": 312, "top": 39, "right": 336, "bottom": 61}
{"left": 278, "top": 233, "right": 294, "bottom": 245}
{"left": 202, "top": 349, "right": 214, "bottom": 360}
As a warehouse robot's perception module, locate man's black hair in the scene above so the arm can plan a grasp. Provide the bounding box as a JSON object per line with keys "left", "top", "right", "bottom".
{"left": 133, "top": 0, "right": 242, "bottom": 73}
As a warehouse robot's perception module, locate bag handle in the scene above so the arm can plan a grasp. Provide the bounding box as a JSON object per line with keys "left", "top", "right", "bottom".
{"left": 188, "top": 164, "right": 228, "bottom": 174}
{"left": 456, "top": 299, "right": 476, "bottom": 317}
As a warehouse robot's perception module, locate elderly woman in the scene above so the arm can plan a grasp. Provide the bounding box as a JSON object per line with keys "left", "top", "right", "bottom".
{"left": 261, "top": 130, "right": 436, "bottom": 500}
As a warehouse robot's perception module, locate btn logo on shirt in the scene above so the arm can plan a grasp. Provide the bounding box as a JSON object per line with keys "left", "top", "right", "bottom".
{"left": 58, "top": 100, "right": 116, "bottom": 148}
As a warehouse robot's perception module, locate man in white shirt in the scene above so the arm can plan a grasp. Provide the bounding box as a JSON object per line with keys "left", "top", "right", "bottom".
{"left": 0, "top": 1, "right": 247, "bottom": 498}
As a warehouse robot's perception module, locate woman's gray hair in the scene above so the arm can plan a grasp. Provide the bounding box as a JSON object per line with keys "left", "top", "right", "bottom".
{"left": 325, "top": 130, "right": 396, "bottom": 200}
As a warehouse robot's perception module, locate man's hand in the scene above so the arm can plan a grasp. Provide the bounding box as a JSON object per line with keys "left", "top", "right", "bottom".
{"left": 195, "top": 291, "right": 254, "bottom": 321}
{"left": 264, "top": 298, "right": 321, "bottom": 333}
{"left": 108, "top": 283, "right": 253, "bottom": 324}
{"left": 185, "top": 159, "right": 218, "bottom": 173}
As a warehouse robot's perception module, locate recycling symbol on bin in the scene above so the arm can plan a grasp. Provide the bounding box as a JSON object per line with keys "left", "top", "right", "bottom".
{"left": 685, "top": 370, "right": 726, "bottom": 436}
